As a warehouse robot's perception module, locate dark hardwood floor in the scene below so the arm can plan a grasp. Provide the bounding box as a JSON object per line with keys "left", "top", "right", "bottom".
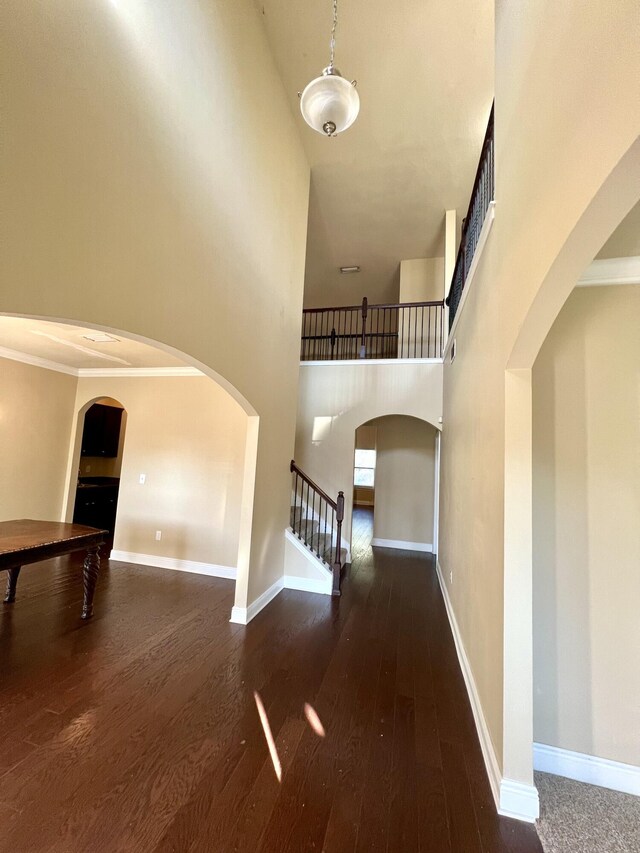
{"left": 0, "top": 511, "right": 542, "bottom": 852}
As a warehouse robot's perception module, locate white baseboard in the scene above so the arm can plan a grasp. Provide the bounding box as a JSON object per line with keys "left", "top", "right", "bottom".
{"left": 435, "top": 559, "right": 539, "bottom": 823}
{"left": 499, "top": 779, "right": 540, "bottom": 822}
{"left": 284, "top": 575, "right": 331, "bottom": 595}
{"left": 109, "top": 550, "right": 236, "bottom": 580}
{"left": 534, "top": 743, "right": 640, "bottom": 797}
{"left": 371, "top": 537, "right": 432, "bottom": 552}
{"left": 230, "top": 577, "right": 284, "bottom": 625}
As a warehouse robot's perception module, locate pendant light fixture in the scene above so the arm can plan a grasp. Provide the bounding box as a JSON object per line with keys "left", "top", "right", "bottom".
{"left": 299, "top": 0, "right": 359, "bottom": 137}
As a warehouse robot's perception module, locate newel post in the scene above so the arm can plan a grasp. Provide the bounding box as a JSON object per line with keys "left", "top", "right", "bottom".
{"left": 359, "top": 297, "right": 368, "bottom": 358}
{"left": 332, "top": 490, "right": 345, "bottom": 596}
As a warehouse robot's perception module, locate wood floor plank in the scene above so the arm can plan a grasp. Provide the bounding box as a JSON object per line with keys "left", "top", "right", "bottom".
{"left": 0, "top": 510, "right": 543, "bottom": 853}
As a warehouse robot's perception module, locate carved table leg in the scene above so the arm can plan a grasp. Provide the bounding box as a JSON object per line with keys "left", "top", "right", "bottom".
{"left": 82, "top": 547, "right": 100, "bottom": 620}
{"left": 4, "top": 567, "right": 21, "bottom": 604}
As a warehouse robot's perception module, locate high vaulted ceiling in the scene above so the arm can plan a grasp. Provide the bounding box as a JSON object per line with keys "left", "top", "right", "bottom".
{"left": 258, "top": 0, "right": 494, "bottom": 306}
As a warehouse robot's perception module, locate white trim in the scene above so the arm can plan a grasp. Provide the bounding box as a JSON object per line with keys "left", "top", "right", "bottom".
{"left": 0, "top": 346, "right": 202, "bottom": 377}
{"left": 577, "top": 255, "right": 640, "bottom": 287}
{"left": 230, "top": 576, "right": 284, "bottom": 625}
{"left": 444, "top": 201, "right": 496, "bottom": 359}
{"left": 0, "top": 345, "right": 78, "bottom": 376}
{"left": 300, "top": 358, "right": 444, "bottom": 367}
{"left": 435, "top": 559, "right": 539, "bottom": 823}
{"left": 284, "top": 575, "right": 332, "bottom": 595}
{"left": 371, "top": 538, "right": 432, "bottom": 552}
{"left": 109, "top": 550, "right": 236, "bottom": 579}
{"left": 499, "top": 779, "right": 540, "bottom": 822}
{"left": 533, "top": 743, "right": 640, "bottom": 797}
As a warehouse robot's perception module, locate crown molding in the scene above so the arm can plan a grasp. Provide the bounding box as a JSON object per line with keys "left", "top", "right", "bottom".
{"left": 76, "top": 367, "right": 203, "bottom": 377}
{"left": 0, "top": 346, "right": 202, "bottom": 378}
{"left": 577, "top": 255, "right": 640, "bottom": 286}
{"left": 0, "top": 345, "right": 78, "bottom": 376}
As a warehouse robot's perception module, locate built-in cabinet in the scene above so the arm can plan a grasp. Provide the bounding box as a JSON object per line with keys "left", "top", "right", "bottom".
{"left": 81, "top": 404, "right": 122, "bottom": 458}
{"left": 73, "top": 477, "right": 120, "bottom": 535}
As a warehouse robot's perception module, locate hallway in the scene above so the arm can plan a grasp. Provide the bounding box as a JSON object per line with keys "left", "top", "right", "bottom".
{"left": 0, "top": 535, "right": 541, "bottom": 851}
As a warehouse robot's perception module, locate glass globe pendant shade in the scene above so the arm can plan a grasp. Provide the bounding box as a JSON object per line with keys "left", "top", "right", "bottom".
{"left": 300, "top": 67, "right": 360, "bottom": 137}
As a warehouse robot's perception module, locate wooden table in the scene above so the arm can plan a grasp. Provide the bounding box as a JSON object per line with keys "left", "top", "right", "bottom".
{"left": 0, "top": 519, "right": 107, "bottom": 619}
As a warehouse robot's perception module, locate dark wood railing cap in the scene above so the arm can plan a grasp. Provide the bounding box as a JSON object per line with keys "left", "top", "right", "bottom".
{"left": 303, "top": 299, "right": 444, "bottom": 314}
{"left": 290, "top": 460, "right": 337, "bottom": 510}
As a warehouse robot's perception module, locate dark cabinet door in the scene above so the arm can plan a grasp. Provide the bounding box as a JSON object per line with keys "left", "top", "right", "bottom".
{"left": 73, "top": 484, "right": 120, "bottom": 534}
{"left": 81, "top": 404, "right": 122, "bottom": 458}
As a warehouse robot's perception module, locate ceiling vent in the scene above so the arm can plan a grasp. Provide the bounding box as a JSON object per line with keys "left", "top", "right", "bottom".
{"left": 82, "top": 333, "right": 120, "bottom": 343}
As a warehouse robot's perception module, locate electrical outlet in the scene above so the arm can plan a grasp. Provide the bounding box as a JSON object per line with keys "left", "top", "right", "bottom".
{"left": 139, "top": 473, "right": 146, "bottom": 485}
{"left": 155, "top": 530, "right": 162, "bottom": 541}
{"left": 450, "top": 570, "right": 453, "bottom": 583}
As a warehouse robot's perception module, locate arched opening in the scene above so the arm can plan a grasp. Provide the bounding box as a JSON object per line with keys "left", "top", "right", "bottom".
{"left": 68, "top": 397, "right": 127, "bottom": 546}
{"left": 0, "top": 314, "right": 260, "bottom": 617}
{"left": 351, "top": 415, "right": 439, "bottom": 559}
{"left": 500, "top": 137, "right": 640, "bottom": 822}
{"left": 529, "top": 200, "right": 640, "bottom": 843}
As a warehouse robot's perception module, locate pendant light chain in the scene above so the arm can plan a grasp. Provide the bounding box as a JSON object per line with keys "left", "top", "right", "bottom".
{"left": 329, "top": 0, "right": 338, "bottom": 68}
{"left": 299, "top": 0, "right": 359, "bottom": 137}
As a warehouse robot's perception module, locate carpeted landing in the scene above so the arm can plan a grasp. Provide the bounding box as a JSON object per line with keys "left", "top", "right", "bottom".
{"left": 535, "top": 772, "right": 640, "bottom": 853}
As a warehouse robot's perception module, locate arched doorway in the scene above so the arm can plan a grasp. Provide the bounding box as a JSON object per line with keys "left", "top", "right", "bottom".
{"left": 0, "top": 314, "right": 260, "bottom": 618}
{"left": 351, "top": 415, "right": 439, "bottom": 560}
{"left": 69, "top": 397, "right": 127, "bottom": 545}
{"left": 501, "top": 137, "right": 640, "bottom": 811}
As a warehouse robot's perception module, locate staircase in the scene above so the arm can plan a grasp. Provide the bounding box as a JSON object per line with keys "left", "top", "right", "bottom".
{"left": 290, "top": 460, "right": 347, "bottom": 596}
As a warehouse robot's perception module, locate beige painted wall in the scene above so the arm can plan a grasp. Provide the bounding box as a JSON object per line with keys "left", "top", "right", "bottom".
{"left": 370, "top": 416, "right": 436, "bottom": 546}
{"left": 597, "top": 199, "right": 640, "bottom": 259}
{"left": 72, "top": 376, "right": 247, "bottom": 569}
{"left": 295, "top": 362, "right": 442, "bottom": 547}
{"left": 399, "top": 258, "right": 444, "bottom": 303}
{"left": 532, "top": 286, "right": 640, "bottom": 766}
{"left": 0, "top": 357, "right": 77, "bottom": 521}
{"left": 439, "top": 0, "right": 640, "bottom": 783}
{"left": 0, "top": 0, "right": 310, "bottom": 610}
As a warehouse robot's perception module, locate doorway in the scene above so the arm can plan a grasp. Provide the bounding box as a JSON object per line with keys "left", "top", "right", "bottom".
{"left": 72, "top": 398, "right": 127, "bottom": 544}
{"left": 351, "top": 415, "right": 438, "bottom": 559}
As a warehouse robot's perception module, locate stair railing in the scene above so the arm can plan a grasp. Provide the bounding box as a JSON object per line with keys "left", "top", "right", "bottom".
{"left": 290, "top": 460, "right": 345, "bottom": 596}
{"left": 301, "top": 297, "right": 444, "bottom": 361}
{"left": 446, "top": 102, "right": 495, "bottom": 330}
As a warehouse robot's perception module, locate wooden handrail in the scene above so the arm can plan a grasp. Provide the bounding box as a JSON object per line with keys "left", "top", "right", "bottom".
{"left": 303, "top": 299, "right": 444, "bottom": 314}
{"left": 446, "top": 102, "right": 495, "bottom": 319}
{"left": 290, "top": 459, "right": 337, "bottom": 510}
{"left": 290, "top": 459, "right": 346, "bottom": 596}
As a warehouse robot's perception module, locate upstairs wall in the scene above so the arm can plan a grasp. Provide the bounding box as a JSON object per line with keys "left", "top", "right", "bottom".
{"left": 0, "top": 0, "right": 310, "bottom": 610}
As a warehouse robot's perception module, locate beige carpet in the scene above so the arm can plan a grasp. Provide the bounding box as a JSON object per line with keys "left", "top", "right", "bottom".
{"left": 535, "top": 771, "right": 640, "bottom": 853}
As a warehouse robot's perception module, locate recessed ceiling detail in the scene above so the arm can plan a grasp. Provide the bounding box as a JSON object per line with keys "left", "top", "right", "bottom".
{"left": 0, "top": 317, "right": 189, "bottom": 371}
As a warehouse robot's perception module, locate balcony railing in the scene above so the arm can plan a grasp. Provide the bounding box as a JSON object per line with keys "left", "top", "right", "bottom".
{"left": 446, "top": 103, "right": 495, "bottom": 331}
{"left": 300, "top": 297, "right": 444, "bottom": 361}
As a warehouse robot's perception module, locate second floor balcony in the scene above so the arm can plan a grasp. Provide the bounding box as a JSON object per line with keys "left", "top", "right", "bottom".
{"left": 300, "top": 297, "right": 444, "bottom": 362}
